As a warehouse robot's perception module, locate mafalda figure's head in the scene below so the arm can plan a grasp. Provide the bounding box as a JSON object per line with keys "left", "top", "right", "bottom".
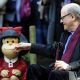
{"left": 0, "top": 27, "right": 22, "bottom": 59}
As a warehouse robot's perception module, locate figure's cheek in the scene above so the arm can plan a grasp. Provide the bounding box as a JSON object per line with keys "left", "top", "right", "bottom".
{"left": 1, "top": 44, "right": 18, "bottom": 59}
{"left": 2, "top": 44, "right": 17, "bottom": 50}
{"left": 2, "top": 45, "right": 14, "bottom": 54}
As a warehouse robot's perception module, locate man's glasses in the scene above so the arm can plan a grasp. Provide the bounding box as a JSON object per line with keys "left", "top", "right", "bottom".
{"left": 60, "top": 13, "right": 71, "bottom": 21}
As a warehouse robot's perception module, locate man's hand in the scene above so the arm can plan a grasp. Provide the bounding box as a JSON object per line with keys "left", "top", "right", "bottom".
{"left": 54, "top": 60, "right": 70, "bottom": 70}
{"left": 15, "top": 42, "right": 31, "bottom": 51}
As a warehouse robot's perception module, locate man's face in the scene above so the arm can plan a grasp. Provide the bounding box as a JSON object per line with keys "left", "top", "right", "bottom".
{"left": 60, "top": 10, "right": 74, "bottom": 31}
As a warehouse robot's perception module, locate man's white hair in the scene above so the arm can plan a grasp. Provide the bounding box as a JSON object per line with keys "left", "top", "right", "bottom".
{"left": 61, "top": 3, "right": 80, "bottom": 19}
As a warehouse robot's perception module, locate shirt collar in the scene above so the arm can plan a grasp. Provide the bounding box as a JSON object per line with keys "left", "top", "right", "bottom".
{"left": 4, "top": 56, "right": 18, "bottom": 63}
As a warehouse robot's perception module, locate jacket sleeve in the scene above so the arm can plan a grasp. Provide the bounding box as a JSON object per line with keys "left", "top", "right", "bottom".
{"left": 30, "top": 43, "right": 58, "bottom": 59}
{"left": 67, "top": 60, "right": 80, "bottom": 71}
{"left": 67, "top": 39, "right": 80, "bottom": 71}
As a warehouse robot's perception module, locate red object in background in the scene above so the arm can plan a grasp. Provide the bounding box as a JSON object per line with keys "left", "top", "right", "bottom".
{"left": 0, "top": 27, "right": 22, "bottom": 35}
{"left": 20, "top": 0, "right": 31, "bottom": 18}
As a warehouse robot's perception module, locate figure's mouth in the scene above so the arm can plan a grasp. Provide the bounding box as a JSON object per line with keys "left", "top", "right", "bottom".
{"left": 4, "top": 47, "right": 15, "bottom": 50}
{"left": 4, "top": 48, "right": 15, "bottom": 50}
{"left": 3, "top": 48, "right": 17, "bottom": 54}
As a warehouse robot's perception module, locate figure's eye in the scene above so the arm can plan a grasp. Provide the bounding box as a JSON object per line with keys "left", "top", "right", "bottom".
{"left": 7, "top": 41, "right": 9, "bottom": 43}
{"left": 12, "top": 40, "right": 14, "bottom": 43}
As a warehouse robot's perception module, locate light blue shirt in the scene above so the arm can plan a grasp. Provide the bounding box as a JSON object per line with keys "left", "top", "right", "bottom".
{"left": 63, "top": 32, "right": 74, "bottom": 54}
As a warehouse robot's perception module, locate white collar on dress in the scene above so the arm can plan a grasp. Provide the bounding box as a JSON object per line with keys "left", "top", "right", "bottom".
{"left": 4, "top": 56, "right": 18, "bottom": 64}
{"left": 4, "top": 56, "right": 18, "bottom": 67}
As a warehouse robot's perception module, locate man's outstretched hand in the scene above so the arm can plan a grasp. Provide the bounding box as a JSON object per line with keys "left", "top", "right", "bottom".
{"left": 15, "top": 42, "right": 31, "bottom": 51}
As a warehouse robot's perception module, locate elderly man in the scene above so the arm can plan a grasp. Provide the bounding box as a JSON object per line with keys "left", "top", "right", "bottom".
{"left": 16, "top": 3, "right": 80, "bottom": 80}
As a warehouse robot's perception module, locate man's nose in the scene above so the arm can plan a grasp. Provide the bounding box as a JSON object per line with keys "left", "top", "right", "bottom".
{"left": 60, "top": 19, "right": 63, "bottom": 23}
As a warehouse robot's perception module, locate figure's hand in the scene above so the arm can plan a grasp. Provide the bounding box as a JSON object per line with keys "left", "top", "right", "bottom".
{"left": 10, "top": 75, "right": 19, "bottom": 80}
{"left": 54, "top": 60, "right": 70, "bottom": 70}
{"left": 1, "top": 70, "right": 9, "bottom": 77}
{"left": 12, "top": 69, "right": 21, "bottom": 77}
{"left": 15, "top": 42, "right": 31, "bottom": 52}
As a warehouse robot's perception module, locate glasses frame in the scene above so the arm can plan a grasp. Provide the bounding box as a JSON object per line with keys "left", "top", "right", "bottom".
{"left": 60, "top": 13, "right": 71, "bottom": 21}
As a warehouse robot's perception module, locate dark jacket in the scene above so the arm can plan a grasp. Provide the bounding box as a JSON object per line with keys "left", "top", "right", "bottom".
{"left": 30, "top": 31, "right": 80, "bottom": 77}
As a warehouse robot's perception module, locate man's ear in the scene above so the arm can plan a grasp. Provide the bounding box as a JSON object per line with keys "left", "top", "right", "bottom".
{"left": 71, "top": 13, "right": 76, "bottom": 20}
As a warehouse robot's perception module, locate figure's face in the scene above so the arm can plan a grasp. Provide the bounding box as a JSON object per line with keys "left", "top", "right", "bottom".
{"left": 1, "top": 38, "right": 19, "bottom": 59}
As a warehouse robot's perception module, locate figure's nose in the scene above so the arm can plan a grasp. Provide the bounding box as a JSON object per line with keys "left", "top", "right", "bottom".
{"left": 9, "top": 42, "right": 12, "bottom": 45}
